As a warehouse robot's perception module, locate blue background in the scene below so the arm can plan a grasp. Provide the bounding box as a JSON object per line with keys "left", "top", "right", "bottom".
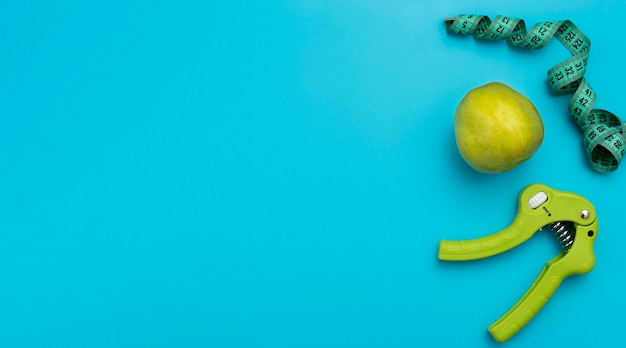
{"left": 1, "top": 1, "right": 624, "bottom": 347}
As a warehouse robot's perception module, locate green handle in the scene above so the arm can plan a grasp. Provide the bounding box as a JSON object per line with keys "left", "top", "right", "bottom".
{"left": 487, "top": 221, "right": 597, "bottom": 342}
{"left": 438, "top": 184, "right": 598, "bottom": 343}
{"left": 438, "top": 219, "right": 532, "bottom": 261}
{"left": 488, "top": 264, "right": 563, "bottom": 343}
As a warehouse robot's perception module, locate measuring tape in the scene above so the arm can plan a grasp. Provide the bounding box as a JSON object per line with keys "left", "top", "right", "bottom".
{"left": 444, "top": 15, "right": 625, "bottom": 172}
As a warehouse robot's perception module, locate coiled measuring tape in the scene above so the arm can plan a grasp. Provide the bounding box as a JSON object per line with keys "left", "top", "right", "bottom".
{"left": 444, "top": 15, "right": 625, "bottom": 172}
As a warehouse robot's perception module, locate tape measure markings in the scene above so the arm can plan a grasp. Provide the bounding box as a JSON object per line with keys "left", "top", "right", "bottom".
{"left": 444, "top": 15, "right": 625, "bottom": 172}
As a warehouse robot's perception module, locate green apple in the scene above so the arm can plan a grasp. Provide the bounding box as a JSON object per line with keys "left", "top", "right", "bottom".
{"left": 454, "top": 82, "right": 544, "bottom": 173}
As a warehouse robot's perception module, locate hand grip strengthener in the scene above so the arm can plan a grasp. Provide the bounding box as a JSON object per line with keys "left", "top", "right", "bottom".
{"left": 438, "top": 183, "right": 598, "bottom": 343}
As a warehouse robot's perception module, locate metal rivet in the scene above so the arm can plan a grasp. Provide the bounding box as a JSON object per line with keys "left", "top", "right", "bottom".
{"left": 581, "top": 209, "right": 590, "bottom": 219}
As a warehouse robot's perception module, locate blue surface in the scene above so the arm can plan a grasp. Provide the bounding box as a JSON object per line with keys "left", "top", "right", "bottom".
{"left": 1, "top": 1, "right": 625, "bottom": 347}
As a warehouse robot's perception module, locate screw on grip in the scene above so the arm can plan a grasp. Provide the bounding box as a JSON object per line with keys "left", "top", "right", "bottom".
{"left": 438, "top": 184, "right": 597, "bottom": 343}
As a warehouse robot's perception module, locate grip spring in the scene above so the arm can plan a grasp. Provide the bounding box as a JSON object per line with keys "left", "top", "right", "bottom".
{"left": 549, "top": 222, "right": 575, "bottom": 251}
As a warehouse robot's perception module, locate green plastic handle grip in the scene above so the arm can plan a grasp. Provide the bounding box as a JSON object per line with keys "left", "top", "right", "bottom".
{"left": 438, "top": 219, "right": 529, "bottom": 261}
{"left": 439, "top": 184, "right": 555, "bottom": 261}
{"left": 438, "top": 184, "right": 598, "bottom": 343}
{"left": 488, "top": 221, "right": 597, "bottom": 343}
{"left": 438, "top": 183, "right": 595, "bottom": 262}
{"left": 488, "top": 264, "right": 562, "bottom": 343}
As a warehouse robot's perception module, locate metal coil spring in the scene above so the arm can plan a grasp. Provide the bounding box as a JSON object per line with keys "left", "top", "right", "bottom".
{"left": 549, "top": 222, "right": 575, "bottom": 251}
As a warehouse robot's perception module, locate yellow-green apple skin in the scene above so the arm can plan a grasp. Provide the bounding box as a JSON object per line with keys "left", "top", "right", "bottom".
{"left": 454, "top": 82, "right": 544, "bottom": 173}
